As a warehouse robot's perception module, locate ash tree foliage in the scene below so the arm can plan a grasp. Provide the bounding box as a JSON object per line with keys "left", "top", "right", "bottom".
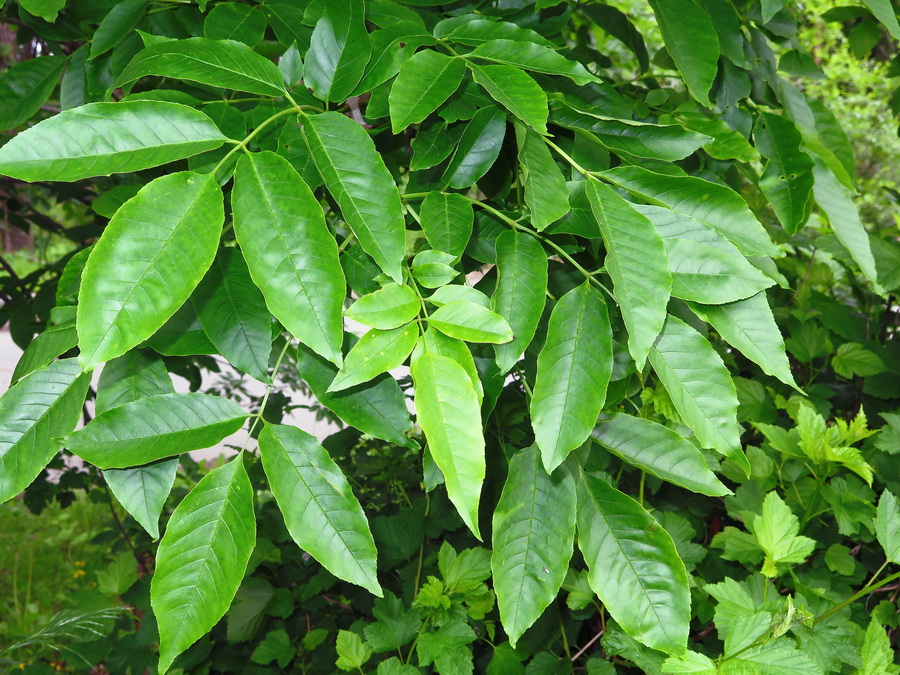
{"left": 1, "top": 0, "right": 900, "bottom": 673}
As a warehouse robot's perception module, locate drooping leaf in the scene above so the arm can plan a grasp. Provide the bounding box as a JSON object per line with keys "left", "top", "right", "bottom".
{"left": 0, "top": 359, "right": 90, "bottom": 504}
{"left": 437, "top": 16, "right": 557, "bottom": 48}
{"left": 468, "top": 39, "right": 597, "bottom": 85}
{"left": 515, "top": 123, "right": 569, "bottom": 230}
{"left": 328, "top": 324, "right": 418, "bottom": 392}
{"left": 118, "top": 37, "right": 286, "bottom": 96}
{"left": 419, "top": 192, "right": 474, "bottom": 261}
{"left": 304, "top": 111, "right": 405, "bottom": 282}
{"left": 468, "top": 63, "right": 548, "bottom": 134}
{"left": 233, "top": 151, "right": 344, "bottom": 366}
{"left": 152, "top": 456, "right": 256, "bottom": 673}
{"left": 0, "top": 55, "right": 66, "bottom": 131}
{"left": 428, "top": 300, "right": 513, "bottom": 344}
{"left": 0, "top": 102, "right": 226, "bottom": 182}
{"left": 304, "top": 0, "right": 371, "bottom": 103}
{"left": 587, "top": 180, "right": 671, "bottom": 369}
{"left": 492, "top": 445, "right": 576, "bottom": 647}
{"left": 580, "top": 118, "right": 712, "bottom": 162}
{"left": 66, "top": 393, "right": 248, "bottom": 469}
{"left": 577, "top": 473, "right": 690, "bottom": 655}
{"left": 649, "top": 316, "right": 747, "bottom": 474}
{"left": 593, "top": 414, "right": 730, "bottom": 497}
{"left": 11, "top": 308, "right": 78, "bottom": 384}
{"left": 389, "top": 50, "right": 466, "bottom": 133}
{"left": 344, "top": 283, "right": 420, "bottom": 330}
{"left": 411, "top": 350, "right": 485, "bottom": 538}
{"left": 90, "top": 0, "right": 149, "bottom": 60}
{"left": 491, "top": 230, "right": 548, "bottom": 374}
{"left": 443, "top": 106, "right": 508, "bottom": 189}
{"left": 415, "top": 327, "right": 484, "bottom": 403}
{"left": 531, "top": 281, "right": 613, "bottom": 472}
{"left": 755, "top": 112, "right": 815, "bottom": 234}
{"left": 259, "top": 423, "right": 382, "bottom": 595}
{"left": 580, "top": 4, "right": 649, "bottom": 71}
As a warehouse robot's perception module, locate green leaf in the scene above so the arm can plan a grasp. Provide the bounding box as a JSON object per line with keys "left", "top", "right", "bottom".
{"left": 0, "top": 359, "right": 90, "bottom": 504}
{"left": 66, "top": 393, "right": 248, "bottom": 469}
{"left": 95, "top": 349, "right": 175, "bottom": 414}
{"left": 858, "top": 619, "right": 900, "bottom": 675}
{"left": 428, "top": 300, "right": 513, "bottom": 344}
{"left": 601, "top": 166, "right": 783, "bottom": 259}
{"left": 416, "top": 328, "right": 484, "bottom": 403}
{"left": 761, "top": 0, "right": 789, "bottom": 22}
{"left": 259, "top": 423, "right": 382, "bottom": 595}
{"left": 251, "top": 628, "right": 294, "bottom": 668}
{"left": 304, "top": 0, "right": 370, "bottom": 103}
{"left": 437, "top": 16, "right": 557, "bottom": 48}
{"left": 152, "top": 456, "right": 256, "bottom": 674}
{"left": 329, "top": 324, "right": 418, "bottom": 392}
{"left": 863, "top": 0, "right": 900, "bottom": 39}
{"left": 336, "top": 630, "right": 374, "bottom": 671}
{"left": 412, "top": 121, "right": 461, "bottom": 171}
{"left": 411, "top": 351, "right": 485, "bottom": 538}
{"left": 531, "top": 282, "right": 613, "bottom": 472}
{"left": 118, "top": 37, "right": 286, "bottom": 97}
{"left": 468, "top": 39, "right": 597, "bottom": 85}
{"left": 812, "top": 159, "right": 882, "bottom": 291}
{"left": 662, "top": 651, "right": 717, "bottom": 674}
{"left": 429, "top": 285, "right": 490, "bottom": 308}
{"left": 577, "top": 473, "right": 690, "bottom": 655}
{"left": 411, "top": 249, "right": 459, "bottom": 288}
{"left": 515, "top": 124, "right": 569, "bottom": 230}
{"left": 468, "top": 63, "right": 548, "bottom": 134}
{"left": 587, "top": 180, "right": 671, "bottom": 369}
{"left": 647, "top": 0, "right": 719, "bottom": 106}
{"left": 77, "top": 171, "right": 224, "bottom": 371}
{"left": 11, "top": 308, "right": 78, "bottom": 384}
{"left": 96, "top": 551, "right": 140, "bottom": 596}
{"left": 0, "top": 102, "right": 226, "bottom": 182}
{"left": 751, "top": 492, "right": 816, "bottom": 577}
{"left": 297, "top": 342, "right": 417, "bottom": 449}
{"left": 593, "top": 414, "right": 730, "bottom": 497}
{"left": 876, "top": 490, "right": 900, "bottom": 563}
{"left": 356, "top": 22, "right": 435, "bottom": 93}
{"left": 649, "top": 316, "right": 746, "bottom": 473}
{"left": 755, "top": 112, "right": 815, "bottom": 234}
{"left": 580, "top": 117, "right": 711, "bottom": 162}
{"left": 491, "top": 230, "right": 548, "bottom": 374}
{"left": 20, "top": 0, "right": 66, "bottom": 22}
{"left": 90, "top": 0, "right": 149, "bottom": 60}
{"left": 416, "top": 619, "right": 476, "bottom": 675}
{"left": 443, "top": 106, "right": 508, "bottom": 189}
{"left": 419, "top": 192, "right": 474, "bottom": 260}
{"left": 233, "top": 151, "right": 344, "bottom": 366}
{"left": 687, "top": 293, "right": 798, "bottom": 389}
{"left": 304, "top": 111, "right": 405, "bottom": 282}
{"left": 345, "top": 283, "right": 420, "bottom": 330}
{"left": 832, "top": 342, "right": 885, "bottom": 379}
{"left": 0, "top": 55, "right": 66, "bottom": 131}
{"left": 492, "top": 444, "right": 576, "bottom": 647}
{"left": 204, "top": 3, "right": 266, "bottom": 45}
{"left": 364, "top": 591, "right": 423, "bottom": 652}
{"left": 389, "top": 50, "right": 466, "bottom": 133}
{"left": 104, "top": 459, "right": 178, "bottom": 541}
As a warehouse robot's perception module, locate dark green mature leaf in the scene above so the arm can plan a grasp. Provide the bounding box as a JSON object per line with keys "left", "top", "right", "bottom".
{"left": 876, "top": 491, "right": 900, "bottom": 563}
{"left": 647, "top": 0, "right": 719, "bottom": 106}
{"left": 193, "top": 247, "right": 273, "bottom": 382}
{"left": 492, "top": 445, "right": 576, "bottom": 647}
{"left": 468, "top": 39, "right": 597, "bottom": 85}
{"left": 304, "top": 0, "right": 370, "bottom": 102}
{"left": 515, "top": 124, "right": 569, "bottom": 230}
{"left": 577, "top": 474, "right": 690, "bottom": 655}
{"left": 531, "top": 282, "right": 613, "bottom": 472}
{"left": 419, "top": 192, "right": 474, "bottom": 260}
{"left": 687, "top": 293, "right": 798, "bottom": 389}
{"left": 0, "top": 359, "right": 90, "bottom": 504}
{"left": 587, "top": 180, "right": 671, "bottom": 369}
{"left": 443, "top": 106, "right": 508, "bottom": 188}
{"left": 0, "top": 102, "right": 226, "bottom": 182}
{"left": 259, "top": 423, "right": 382, "bottom": 595}
{"left": 233, "top": 151, "right": 344, "bottom": 366}
{"left": 602, "top": 167, "right": 783, "bottom": 259}
{"left": 863, "top": 0, "right": 900, "bottom": 38}
{"left": 95, "top": 350, "right": 174, "bottom": 414}
{"left": 592, "top": 414, "right": 730, "bottom": 497}
{"left": 0, "top": 55, "right": 66, "bottom": 131}
{"left": 345, "top": 283, "right": 420, "bottom": 330}
{"left": 12, "top": 308, "right": 78, "bottom": 384}
{"left": 649, "top": 316, "right": 747, "bottom": 473}
{"left": 297, "top": 342, "right": 417, "bottom": 449}
{"left": 468, "top": 63, "right": 548, "bottom": 134}
{"left": 755, "top": 112, "right": 815, "bottom": 234}
{"left": 329, "top": 324, "right": 418, "bottom": 392}
{"left": 204, "top": 2, "right": 266, "bottom": 45}
{"left": 437, "top": 16, "right": 557, "bottom": 48}
{"left": 66, "top": 393, "right": 248, "bottom": 469}
{"left": 428, "top": 300, "right": 513, "bottom": 344}
{"left": 412, "top": 350, "right": 485, "bottom": 538}
{"left": 77, "top": 172, "right": 223, "bottom": 371}
{"left": 491, "top": 230, "right": 548, "bottom": 374}
{"left": 389, "top": 50, "right": 466, "bottom": 133}
{"left": 584, "top": 118, "right": 711, "bottom": 162}
{"left": 152, "top": 456, "right": 255, "bottom": 673}
{"left": 304, "top": 111, "right": 405, "bottom": 282}
{"left": 90, "top": 0, "right": 149, "bottom": 59}
{"left": 118, "top": 38, "right": 286, "bottom": 97}
{"left": 356, "top": 22, "right": 436, "bottom": 93}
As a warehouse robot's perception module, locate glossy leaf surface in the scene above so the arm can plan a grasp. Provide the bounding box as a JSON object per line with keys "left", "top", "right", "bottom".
{"left": 345, "top": 283, "right": 420, "bottom": 330}
{"left": 328, "top": 324, "right": 418, "bottom": 393}
{"left": 428, "top": 300, "right": 514, "bottom": 344}
{"left": 304, "top": 0, "right": 370, "bottom": 103}
{"left": 389, "top": 50, "right": 466, "bottom": 133}
{"left": 515, "top": 124, "right": 569, "bottom": 230}
{"left": 468, "top": 63, "right": 548, "bottom": 134}
{"left": 419, "top": 192, "right": 474, "bottom": 260}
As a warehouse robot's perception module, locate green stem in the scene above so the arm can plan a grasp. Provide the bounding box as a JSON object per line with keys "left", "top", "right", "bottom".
{"left": 241, "top": 338, "right": 293, "bottom": 451}
{"left": 542, "top": 136, "right": 593, "bottom": 178}
{"left": 638, "top": 471, "right": 645, "bottom": 506}
{"left": 815, "top": 566, "right": 899, "bottom": 625}
{"left": 559, "top": 614, "right": 572, "bottom": 660}
{"left": 212, "top": 106, "right": 301, "bottom": 180}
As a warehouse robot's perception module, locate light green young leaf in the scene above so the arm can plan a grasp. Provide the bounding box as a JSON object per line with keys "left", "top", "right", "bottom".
{"left": 389, "top": 50, "right": 466, "bottom": 132}
{"left": 415, "top": 328, "right": 484, "bottom": 404}
{"left": 515, "top": 123, "right": 569, "bottom": 230}
{"left": 233, "top": 151, "right": 344, "bottom": 366}
{"left": 0, "top": 55, "right": 66, "bottom": 131}
{"left": 66, "top": 393, "right": 248, "bottom": 469}
{"left": 857, "top": 619, "right": 900, "bottom": 675}
{"left": 304, "top": 112, "right": 405, "bottom": 282}
{"left": 649, "top": 316, "right": 747, "bottom": 474}
{"left": 492, "top": 445, "right": 576, "bottom": 647}
{"left": 304, "top": 0, "right": 371, "bottom": 103}
{"left": 259, "top": 423, "right": 382, "bottom": 595}
{"left": 751, "top": 492, "right": 816, "bottom": 577}
{"left": 0, "top": 359, "right": 90, "bottom": 504}
{"left": 428, "top": 300, "right": 513, "bottom": 344}
{"left": 587, "top": 180, "right": 670, "bottom": 369}
{"left": 832, "top": 342, "right": 885, "bottom": 379}
{"left": 412, "top": 351, "right": 485, "bottom": 538}
{"left": 345, "top": 283, "right": 420, "bottom": 330}
{"left": 411, "top": 249, "right": 459, "bottom": 289}
{"left": 90, "top": 0, "right": 149, "bottom": 59}
{"left": 578, "top": 473, "right": 691, "bottom": 655}
{"left": 336, "top": 630, "right": 374, "bottom": 671}
{"left": 468, "top": 39, "right": 597, "bottom": 85}
{"left": 429, "top": 285, "right": 490, "bottom": 308}
{"left": 419, "top": 192, "right": 474, "bottom": 260}
{"left": 77, "top": 172, "right": 224, "bottom": 371}
{"left": 0, "top": 102, "right": 226, "bottom": 182}
{"left": 531, "top": 282, "right": 613, "bottom": 472}
{"left": 592, "top": 414, "right": 730, "bottom": 497}
{"left": 328, "top": 324, "right": 418, "bottom": 392}
{"left": 491, "top": 230, "right": 548, "bottom": 374}
{"left": 876, "top": 490, "right": 900, "bottom": 563}
{"left": 152, "top": 456, "right": 256, "bottom": 674}
{"left": 468, "top": 63, "right": 548, "bottom": 134}
{"left": 443, "top": 106, "right": 508, "bottom": 189}
{"left": 661, "top": 651, "right": 717, "bottom": 674}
